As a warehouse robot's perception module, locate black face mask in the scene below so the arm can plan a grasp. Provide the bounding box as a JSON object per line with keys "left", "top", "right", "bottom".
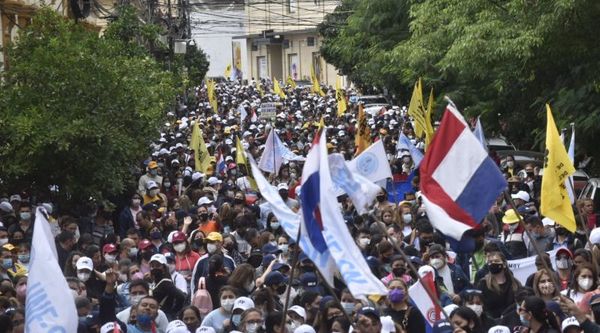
{"left": 199, "top": 213, "right": 209, "bottom": 221}
{"left": 488, "top": 263, "right": 504, "bottom": 274}
{"left": 280, "top": 193, "right": 288, "bottom": 201}
{"left": 276, "top": 285, "right": 286, "bottom": 295}
{"left": 234, "top": 198, "right": 244, "bottom": 205}
{"left": 376, "top": 195, "right": 386, "bottom": 202}
{"left": 392, "top": 267, "right": 405, "bottom": 277}
{"left": 151, "top": 268, "right": 164, "bottom": 281}
{"left": 556, "top": 228, "right": 568, "bottom": 236}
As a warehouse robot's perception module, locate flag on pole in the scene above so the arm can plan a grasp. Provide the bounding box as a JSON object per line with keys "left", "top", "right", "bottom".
{"left": 424, "top": 87, "right": 435, "bottom": 148}
{"left": 328, "top": 153, "right": 381, "bottom": 214}
{"left": 396, "top": 132, "right": 424, "bottom": 168}
{"left": 273, "top": 78, "right": 286, "bottom": 99}
{"left": 408, "top": 78, "right": 427, "bottom": 138}
{"left": 286, "top": 75, "right": 297, "bottom": 89}
{"left": 236, "top": 136, "right": 258, "bottom": 190}
{"left": 238, "top": 104, "right": 248, "bottom": 125}
{"left": 310, "top": 66, "right": 325, "bottom": 97}
{"left": 336, "top": 77, "right": 347, "bottom": 117}
{"left": 301, "top": 129, "right": 387, "bottom": 297}
{"left": 224, "top": 64, "right": 232, "bottom": 78}
{"left": 256, "top": 83, "right": 265, "bottom": 97}
{"left": 541, "top": 104, "right": 576, "bottom": 232}
{"left": 566, "top": 124, "right": 575, "bottom": 204}
{"left": 348, "top": 140, "right": 393, "bottom": 183}
{"left": 472, "top": 116, "right": 487, "bottom": 151}
{"left": 259, "top": 129, "right": 305, "bottom": 174}
{"left": 419, "top": 102, "right": 507, "bottom": 240}
{"left": 206, "top": 79, "right": 218, "bottom": 112}
{"left": 190, "top": 121, "right": 211, "bottom": 173}
{"left": 216, "top": 149, "right": 226, "bottom": 176}
{"left": 26, "top": 207, "right": 78, "bottom": 332}
{"left": 409, "top": 266, "right": 444, "bottom": 332}
{"left": 354, "top": 104, "right": 371, "bottom": 156}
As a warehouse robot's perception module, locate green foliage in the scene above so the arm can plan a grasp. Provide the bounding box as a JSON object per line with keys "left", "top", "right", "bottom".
{"left": 184, "top": 43, "right": 210, "bottom": 87}
{"left": 0, "top": 7, "right": 176, "bottom": 204}
{"left": 321, "top": 0, "right": 600, "bottom": 162}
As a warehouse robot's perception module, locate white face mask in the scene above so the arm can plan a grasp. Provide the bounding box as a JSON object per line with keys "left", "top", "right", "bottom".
{"left": 271, "top": 222, "right": 281, "bottom": 229}
{"left": 129, "top": 247, "right": 138, "bottom": 257}
{"left": 174, "top": 243, "right": 186, "bottom": 253}
{"left": 430, "top": 258, "right": 445, "bottom": 270}
{"left": 221, "top": 298, "right": 235, "bottom": 312}
{"left": 104, "top": 254, "right": 117, "bottom": 264}
{"left": 403, "top": 213, "right": 412, "bottom": 224}
{"left": 341, "top": 301, "right": 355, "bottom": 315}
{"left": 278, "top": 244, "right": 289, "bottom": 254}
{"left": 0, "top": 238, "right": 8, "bottom": 246}
{"left": 578, "top": 277, "right": 593, "bottom": 291}
{"left": 358, "top": 237, "right": 370, "bottom": 248}
{"left": 207, "top": 243, "right": 218, "bottom": 254}
{"left": 286, "top": 320, "right": 301, "bottom": 332}
{"left": 130, "top": 294, "right": 145, "bottom": 305}
{"left": 246, "top": 323, "right": 259, "bottom": 333}
{"left": 507, "top": 161, "right": 515, "bottom": 168}
{"left": 556, "top": 258, "right": 570, "bottom": 270}
{"left": 78, "top": 272, "right": 91, "bottom": 282}
{"left": 467, "top": 304, "right": 483, "bottom": 317}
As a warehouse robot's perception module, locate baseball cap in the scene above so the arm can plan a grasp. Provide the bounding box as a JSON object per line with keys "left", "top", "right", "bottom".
{"left": 172, "top": 231, "right": 187, "bottom": 243}
{"left": 233, "top": 296, "right": 254, "bottom": 312}
{"left": 102, "top": 243, "right": 117, "bottom": 254}
{"left": 432, "top": 320, "right": 453, "bottom": 333}
{"left": 488, "top": 326, "right": 510, "bottom": 333}
{"left": 502, "top": 209, "right": 522, "bottom": 224}
{"left": 262, "top": 254, "right": 277, "bottom": 268}
{"left": 146, "top": 180, "right": 159, "bottom": 190}
{"left": 277, "top": 183, "right": 289, "bottom": 191}
{"left": 265, "top": 271, "right": 288, "bottom": 286}
{"left": 207, "top": 177, "right": 222, "bottom": 186}
{"left": 561, "top": 316, "right": 580, "bottom": 333}
{"left": 9, "top": 194, "right": 22, "bottom": 202}
{"left": 262, "top": 243, "right": 282, "bottom": 255}
{"left": 100, "top": 322, "right": 123, "bottom": 333}
{"left": 511, "top": 190, "right": 530, "bottom": 203}
{"left": 148, "top": 161, "right": 158, "bottom": 169}
{"left": 76, "top": 257, "right": 94, "bottom": 271}
{"left": 293, "top": 325, "right": 316, "bottom": 333}
{"left": 196, "top": 327, "right": 216, "bottom": 333}
{"left": 206, "top": 232, "right": 223, "bottom": 242}
{"left": 357, "top": 306, "right": 380, "bottom": 317}
{"left": 138, "top": 239, "right": 152, "bottom": 250}
{"left": 150, "top": 253, "right": 167, "bottom": 265}
{"left": 288, "top": 305, "right": 306, "bottom": 321}
{"left": 590, "top": 228, "right": 600, "bottom": 245}
{"left": 197, "top": 197, "right": 213, "bottom": 206}
{"left": 299, "top": 272, "right": 319, "bottom": 292}
{"left": 166, "top": 320, "right": 190, "bottom": 333}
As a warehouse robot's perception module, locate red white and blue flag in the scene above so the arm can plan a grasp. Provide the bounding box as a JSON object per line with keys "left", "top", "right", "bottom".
{"left": 419, "top": 102, "right": 507, "bottom": 240}
{"left": 216, "top": 149, "right": 226, "bottom": 176}
{"left": 409, "top": 266, "right": 444, "bottom": 333}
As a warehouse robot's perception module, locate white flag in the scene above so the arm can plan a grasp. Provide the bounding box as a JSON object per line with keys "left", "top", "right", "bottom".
{"left": 396, "top": 132, "right": 424, "bottom": 167}
{"left": 328, "top": 153, "right": 380, "bottom": 214}
{"left": 347, "top": 140, "right": 392, "bottom": 183}
{"left": 238, "top": 104, "right": 247, "bottom": 124}
{"left": 26, "top": 207, "right": 78, "bottom": 332}
{"left": 258, "top": 129, "right": 283, "bottom": 174}
{"left": 472, "top": 117, "right": 487, "bottom": 151}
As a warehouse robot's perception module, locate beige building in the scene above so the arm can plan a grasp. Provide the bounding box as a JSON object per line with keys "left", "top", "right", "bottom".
{"left": 233, "top": 0, "right": 342, "bottom": 87}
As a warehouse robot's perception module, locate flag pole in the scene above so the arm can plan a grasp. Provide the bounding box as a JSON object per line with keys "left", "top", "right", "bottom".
{"left": 502, "top": 191, "right": 562, "bottom": 292}
{"left": 280, "top": 226, "right": 302, "bottom": 330}
{"left": 372, "top": 219, "right": 454, "bottom": 329}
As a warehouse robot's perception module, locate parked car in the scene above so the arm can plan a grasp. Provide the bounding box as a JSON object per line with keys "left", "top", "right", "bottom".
{"left": 486, "top": 137, "right": 516, "bottom": 151}
{"left": 579, "top": 178, "right": 600, "bottom": 211}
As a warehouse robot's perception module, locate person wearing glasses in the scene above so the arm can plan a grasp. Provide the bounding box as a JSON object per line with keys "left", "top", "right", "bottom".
{"left": 517, "top": 296, "right": 561, "bottom": 333}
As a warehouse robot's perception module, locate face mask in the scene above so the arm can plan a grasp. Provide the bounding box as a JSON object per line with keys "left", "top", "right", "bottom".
{"left": 18, "top": 254, "right": 30, "bottom": 263}
{"left": 174, "top": 243, "right": 187, "bottom": 253}
{"left": 232, "top": 314, "right": 241, "bottom": 327}
{"left": 104, "top": 254, "right": 117, "bottom": 264}
{"left": 150, "top": 230, "right": 162, "bottom": 240}
{"left": 78, "top": 272, "right": 91, "bottom": 282}
{"left": 246, "top": 323, "right": 259, "bottom": 333}
{"left": 270, "top": 222, "right": 281, "bottom": 229}
{"left": 539, "top": 282, "right": 555, "bottom": 295}
{"left": 1, "top": 258, "right": 13, "bottom": 269}
{"left": 132, "top": 199, "right": 141, "bottom": 206}
{"left": 286, "top": 320, "right": 301, "bottom": 332}
{"left": 20, "top": 212, "right": 31, "bottom": 221}
{"left": 168, "top": 263, "right": 176, "bottom": 273}
{"left": 149, "top": 169, "right": 158, "bottom": 176}
{"left": 488, "top": 263, "right": 504, "bottom": 274}
{"left": 137, "top": 313, "right": 153, "bottom": 326}
{"left": 508, "top": 224, "right": 518, "bottom": 232}
{"left": 276, "top": 285, "right": 287, "bottom": 295}
{"left": 233, "top": 198, "right": 244, "bottom": 205}
{"left": 221, "top": 298, "right": 235, "bottom": 312}
{"left": 0, "top": 238, "right": 8, "bottom": 246}
{"left": 403, "top": 213, "right": 412, "bottom": 223}
{"left": 556, "top": 258, "right": 570, "bottom": 269}
{"left": 207, "top": 243, "right": 218, "bottom": 254}
{"left": 164, "top": 182, "right": 171, "bottom": 188}
{"left": 507, "top": 161, "right": 515, "bottom": 168}
{"left": 358, "top": 237, "right": 370, "bottom": 248}
{"left": 388, "top": 289, "right": 405, "bottom": 303}
{"left": 129, "top": 247, "right": 139, "bottom": 257}
{"left": 376, "top": 195, "right": 386, "bottom": 202}
{"left": 151, "top": 268, "right": 164, "bottom": 280}
{"left": 579, "top": 277, "right": 593, "bottom": 291}
{"left": 130, "top": 294, "right": 145, "bottom": 305}
{"left": 119, "top": 273, "right": 128, "bottom": 282}
{"left": 199, "top": 213, "right": 209, "bottom": 221}
{"left": 278, "top": 244, "right": 288, "bottom": 254}
{"left": 520, "top": 314, "right": 530, "bottom": 327}
{"left": 467, "top": 304, "right": 483, "bottom": 317}
{"left": 393, "top": 267, "right": 406, "bottom": 277}
{"left": 430, "top": 258, "right": 445, "bottom": 270}
{"left": 149, "top": 189, "right": 159, "bottom": 197}
{"left": 341, "top": 302, "right": 355, "bottom": 315}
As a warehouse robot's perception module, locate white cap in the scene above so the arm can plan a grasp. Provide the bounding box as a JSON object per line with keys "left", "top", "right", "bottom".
{"left": 561, "top": 317, "right": 580, "bottom": 332}
{"left": 542, "top": 217, "right": 555, "bottom": 227}
{"left": 233, "top": 296, "right": 254, "bottom": 312}
{"left": 196, "top": 327, "right": 216, "bottom": 333}
{"left": 380, "top": 316, "right": 396, "bottom": 333}
{"left": 590, "top": 228, "right": 600, "bottom": 245}
{"left": 443, "top": 304, "right": 459, "bottom": 316}
{"left": 488, "top": 326, "right": 511, "bottom": 333}
{"left": 197, "top": 197, "right": 213, "bottom": 206}
{"left": 0, "top": 202, "right": 13, "bottom": 213}
{"left": 100, "top": 322, "right": 123, "bottom": 333}
{"left": 277, "top": 183, "right": 289, "bottom": 191}
{"left": 150, "top": 254, "right": 167, "bottom": 265}
{"left": 225, "top": 138, "right": 233, "bottom": 145}
{"left": 294, "top": 325, "right": 316, "bottom": 333}
{"left": 166, "top": 320, "right": 190, "bottom": 333}
{"left": 511, "top": 190, "right": 530, "bottom": 203}
{"left": 146, "top": 180, "right": 159, "bottom": 190}
{"left": 192, "top": 172, "right": 205, "bottom": 181}
{"left": 76, "top": 257, "right": 93, "bottom": 271}
{"left": 288, "top": 305, "right": 306, "bottom": 321}
{"left": 9, "top": 194, "right": 22, "bottom": 202}
{"left": 207, "top": 177, "right": 222, "bottom": 186}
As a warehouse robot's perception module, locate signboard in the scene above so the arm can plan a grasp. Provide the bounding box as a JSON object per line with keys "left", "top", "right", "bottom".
{"left": 260, "top": 102, "right": 277, "bottom": 119}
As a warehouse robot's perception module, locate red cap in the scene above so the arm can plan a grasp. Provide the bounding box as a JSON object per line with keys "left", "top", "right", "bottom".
{"left": 172, "top": 231, "right": 187, "bottom": 243}
{"left": 138, "top": 239, "right": 152, "bottom": 250}
{"left": 102, "top": 243, "right": 117, "bottom": 254}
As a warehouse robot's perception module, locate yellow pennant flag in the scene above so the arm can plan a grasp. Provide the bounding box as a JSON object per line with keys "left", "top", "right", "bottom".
{"left": 408, "top": 78, "right": 427, "bottom": 138}
{"left": 336, "top": 77, "right": 347, "bottom": 117}
{"left": 541, "top": 104, "right": 576, "bottom": 232}
{"left": 256, "top": 83, "right": 264, "bottom": 97}
{"left": 224, "top": 64, "right": 232, "bottom": 78}
{"left": 354, "top": 104, "right": 371, "bottom": 156}
{"left": 310, "top": 66, "right": 325, "bottom": 97}
{"left": 190, "top": 121, "right": 211, "bottom": 173}
{"left": 287, "top": 75, "right": 297, "bottom": 89}
{"left": 206, "top": 79, "right": 218, "bottom": 113}
{"left": 235, "top": 136, "right": 258, "bottom": 190}
{"left": 424, "top": 87, "right": 435, "bottom": 148}
{"left": 273, "top": 77, "right": 286, "bottom": 99}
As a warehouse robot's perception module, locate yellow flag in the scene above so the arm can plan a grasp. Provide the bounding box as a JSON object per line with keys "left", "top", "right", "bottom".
{"left": 310, "top": 66, "right": 325, "bottom": 97}
{"left": 273, "top": 77, "right": 286, "bottom": 99}
{"left": 287, "top": 75, "right": 297, "bottom": 89}
{"left": 541, "top": 104, "right": 576, "bottom": 232}
{"left": 424, "top": 87, "right": 435, "bottom": 148}
{"left": 408, "top": 78, "right": 427, "bottom": 138}
{"left": 190, "top": 121, "right": 211, "bottom": 173}
{"left": 224, "top": 64, "right": 232, "bottom": 78}
{"left": 354, "top": 104, "right": 371, "bottom": 156}
{"left": 257, "top": 83, "right": 264, "bottom": 97}
{"left": 235, "top": 137, "right": 258, "bottom": 190}
{"left": 207, "top": 79, "right": 218, "bottom": 113}
{"left": 318, "top": 116, "right": 325, "bottom": 130}
{"left": 336, "top": 77, "right": 347, "bottom": 117}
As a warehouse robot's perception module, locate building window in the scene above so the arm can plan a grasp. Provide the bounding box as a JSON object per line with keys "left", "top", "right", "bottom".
{"left": 257, "top": 56, "right": 268, "bottom": 79}
{"left": 288, "top": 54, "right": 299, "bottom": 80}
{"left": 287, "top": 0, "right": 297, "bottom": 13}
{"left": 307, "top": 36, "right": 315, "bottom": 47}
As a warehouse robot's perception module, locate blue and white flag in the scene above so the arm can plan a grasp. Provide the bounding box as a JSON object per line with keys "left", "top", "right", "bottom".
{"left": 347, "top": 140, "right": 392, "bottom": 183}
{"left": 329, "top": 153, "right": 380, "bottom": 214}
{"left": 259, "top": 129, "right": 305, "bottom": 174}
{"left": 238, "top": 104, "right": 248, "bottom": 124}
{"left": 26, "top": 207, "right": 78, "bottom": 332}
{"left": 472, "top": 116, "right": 487, "bottom": 151}
{"left": 301, "top": 130, "right": 387, "bottom": 297}
{"left": 396, "top": 133, "right": 424, "bottom": 167}
{"left": 250, "top": 154, "right": 336, "bottom": 286}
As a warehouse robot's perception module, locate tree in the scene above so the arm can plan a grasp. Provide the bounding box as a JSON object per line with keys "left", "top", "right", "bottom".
{"left": 0, "top": 8, "right": 176, "bottom": 206}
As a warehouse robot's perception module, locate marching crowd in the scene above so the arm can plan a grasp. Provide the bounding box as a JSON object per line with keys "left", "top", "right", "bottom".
{"left": 0, "top": 78, "right": 599, "bottom": 333}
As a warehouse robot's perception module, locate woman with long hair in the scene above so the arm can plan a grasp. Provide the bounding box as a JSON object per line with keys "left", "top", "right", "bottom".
{"left": 532, "top": 269, "right": 559, "bottom": 302}
{"left": 518, "top": 296, "right": 561, "bottom": 333}
{"left": 227, "top": 264, "right": 256, "bottom": 297}
{"left": 449, "top": 306, "right": 483, "bottom": 333}
{"left": 561, "top": 262, "right": 597, "bottom": 304}
{"left": 476, "top": 251, "right": 522, "bottom": 319}
{"left": 382, "top": 278, "right": 425, "bottom": 333}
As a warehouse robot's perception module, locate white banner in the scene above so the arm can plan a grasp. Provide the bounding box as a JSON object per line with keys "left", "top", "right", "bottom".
{"left": 507, "top": 248, "right": 558, "bottom": 284}
{"left": 26, "top": 207, "right": 78, "bottom": 332}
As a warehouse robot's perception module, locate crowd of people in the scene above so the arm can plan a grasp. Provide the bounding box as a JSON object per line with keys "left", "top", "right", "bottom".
{"left": 0, "top": 78, "right": 599, "bottom": 333}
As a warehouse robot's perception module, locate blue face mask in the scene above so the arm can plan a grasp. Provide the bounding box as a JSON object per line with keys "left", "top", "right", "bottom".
{"left": 520, "top": 314, "right": 530, "bottom": 327}
{"left": 232, "top": 314, "right": 241, "bottom": 327}
{"left": 18, "top": 254, "right": 30, "bottom": 263}
{"left": 2, "top": 258, "right": 13, "bottom": 269}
